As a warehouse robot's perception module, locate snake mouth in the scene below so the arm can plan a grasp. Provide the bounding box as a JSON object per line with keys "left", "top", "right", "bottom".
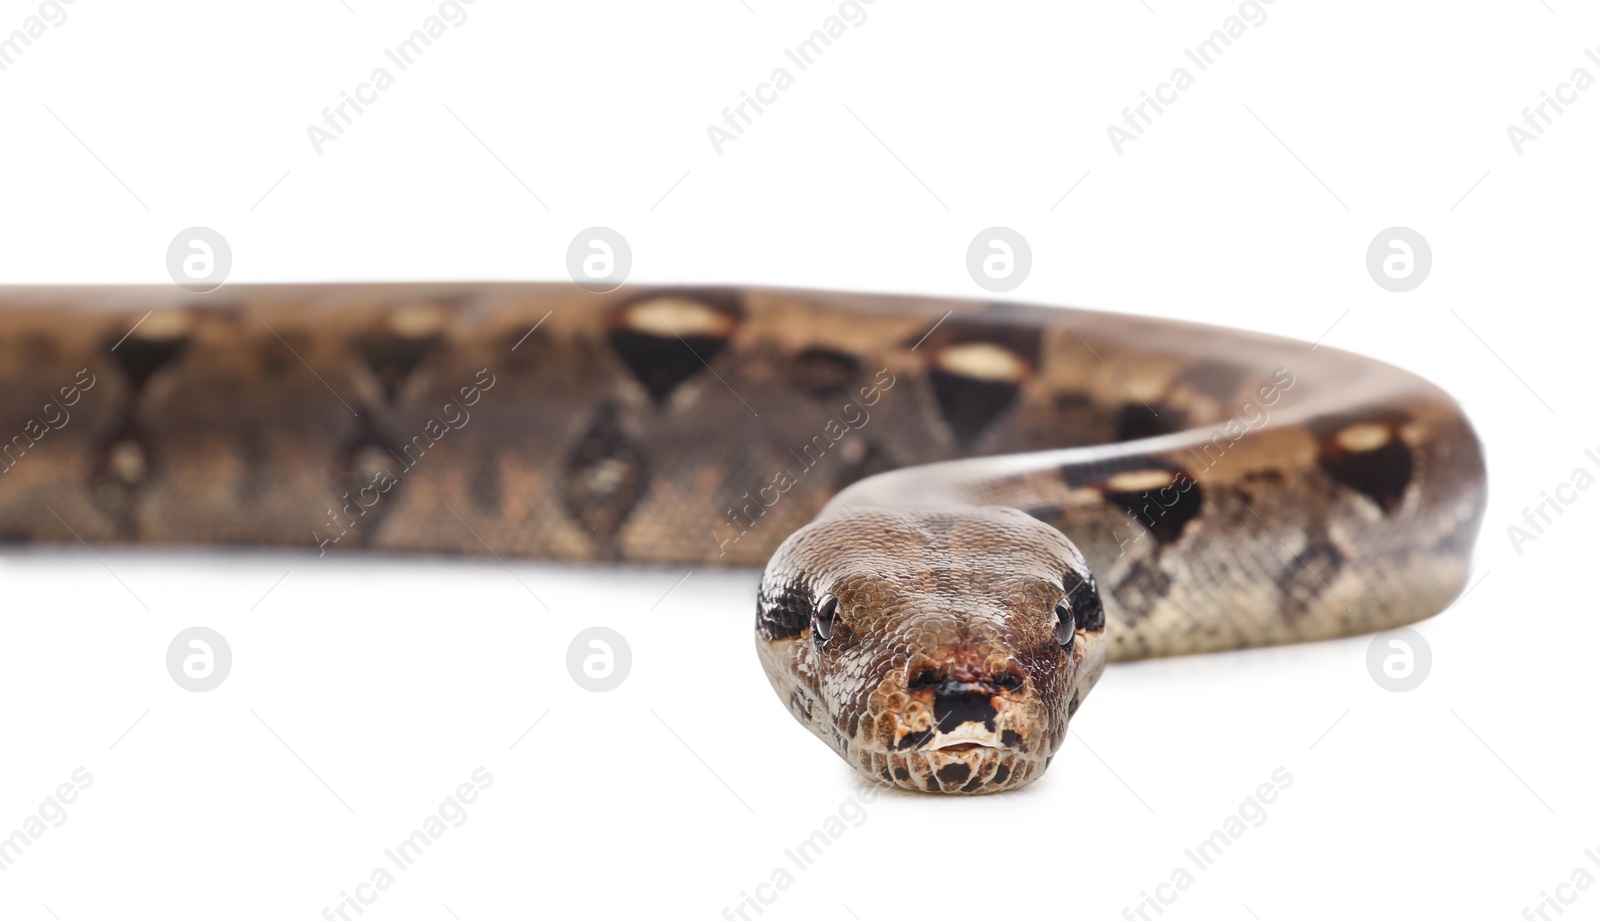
{"left": 918, "top": 717, "right": 1023, "bottom": 754}
{"left": 926, "top": 740, "right": 1000, "bottom": 753}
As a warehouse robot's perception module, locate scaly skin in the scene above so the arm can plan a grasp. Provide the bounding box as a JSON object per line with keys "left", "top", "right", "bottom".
{"left": 0, "top": 284, "right": 1487, "bottom": 793}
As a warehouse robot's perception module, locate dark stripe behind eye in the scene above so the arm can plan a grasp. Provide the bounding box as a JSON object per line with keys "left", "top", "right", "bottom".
{"left": 1065, "top": 572, "right": 1105, "bottom": 632}
{"left": 757, "top": 582, "right": 812, "bottom": 640}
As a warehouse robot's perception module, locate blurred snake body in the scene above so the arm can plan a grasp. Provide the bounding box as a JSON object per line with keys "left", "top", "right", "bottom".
{"left": 0, "top": 285, "right": 1486, "bottom": 794}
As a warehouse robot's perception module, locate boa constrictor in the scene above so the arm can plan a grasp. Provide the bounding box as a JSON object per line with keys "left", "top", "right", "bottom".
{"left": 0, "top": 284, "right": 1486, "bottom": 794}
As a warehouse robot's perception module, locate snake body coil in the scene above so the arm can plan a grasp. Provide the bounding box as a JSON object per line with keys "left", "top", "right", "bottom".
{"left": 0, "top": 285, "right": 1486, "bottom": 794}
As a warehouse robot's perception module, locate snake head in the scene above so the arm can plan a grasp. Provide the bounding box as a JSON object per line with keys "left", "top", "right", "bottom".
{"left": 755, "top": 506, "right": 1107, "bottom": 794}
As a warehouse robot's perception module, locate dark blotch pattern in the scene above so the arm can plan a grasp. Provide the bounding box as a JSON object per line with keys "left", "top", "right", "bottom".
{"left": 560, "top": 403, "right": 650, "bottom": 552}
{"left": 606, "top": 293, "right": 741, "bottom": 403}
{"left": 107, "top": 333, "right": 188, "bottom": 393}
{"left": 1111, "top": 559, "right": 1174, "bottom": 620}
{"left": 352, "top": 331, "right": 441, "bottom": 403}
{"left": 1116, "top": 403, "right": 1189, "bottom": 441}
{"left": 789, "top": 347, "right": 860, "bottom": 399}
{"left": 1278, "top": 539, "right": 1345, "bottom": 615}
{"left": 609, "top": 329, "right": 727, "bottom": 403}
{"left": 89, "top": 324, "right": 193, "bottom": 536}
{"left": 916, "top": 315, "right": 1041, "bottom": 445}
{"left": 928, "top": 370, "right": 1020, "bottom": 445}
{"left": 1102, "top": 468, "right": 1204, "bottom": 545}
{"left": 1316, "top": 422, "right": 1413, "bottom": 515}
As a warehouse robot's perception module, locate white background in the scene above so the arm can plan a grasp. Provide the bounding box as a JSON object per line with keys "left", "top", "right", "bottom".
{"left": 1, "top": 1, "right": 1596, "bottom": 919}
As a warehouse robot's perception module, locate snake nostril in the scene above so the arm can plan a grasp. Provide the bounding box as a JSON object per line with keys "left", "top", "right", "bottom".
{"left": 994, "top": 670, "right": 1024, "bottom": 692}
{"left": 907, "top": 665, "right": 1025, "bottom": 695}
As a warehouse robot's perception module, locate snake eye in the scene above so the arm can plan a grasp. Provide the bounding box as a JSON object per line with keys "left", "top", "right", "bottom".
{"left": 1053, "top": 602, "right": 1074, "bottom": 649}
{"left": 813, "top": 596, "right": 838, "bottom": 643}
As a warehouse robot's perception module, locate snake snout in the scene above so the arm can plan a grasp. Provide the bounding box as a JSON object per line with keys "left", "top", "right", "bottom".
{"left": 905, "top": 661, "right": 1027, "bottom": 735}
